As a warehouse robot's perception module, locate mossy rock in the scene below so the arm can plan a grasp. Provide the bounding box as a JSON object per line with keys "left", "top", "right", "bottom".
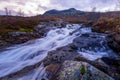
{"left": 58, "top": 60, "right": 114, "bottom": 80}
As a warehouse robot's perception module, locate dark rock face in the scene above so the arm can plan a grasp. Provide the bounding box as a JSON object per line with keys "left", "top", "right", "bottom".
{"left": 101, "top": 57, "right": 120, "bottom": 69}
{"left": 103, "top": 33, "right": 120, "bottom": 79}
{"left": 106, "top": 34, "right": 120, "bottom": 54}
{"left": 101, "top": 57, "right": 120, "bottom": 79}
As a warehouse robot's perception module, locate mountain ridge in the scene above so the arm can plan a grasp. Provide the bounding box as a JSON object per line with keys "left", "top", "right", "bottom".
{"left": 43, "top": 8, "right": 85, "bottom": 15}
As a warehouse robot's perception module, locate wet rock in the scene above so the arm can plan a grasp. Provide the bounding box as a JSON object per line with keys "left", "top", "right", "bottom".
{"left": 34, "top": 24, "right": 56, "bottom": 37}
{"left": 45, "top": 64, "right": 60, "bottom": 80}
{"left": 43, "top": 44, "right": 78, "bottom": 66}
{"left": 58, "top": 60, "right": 114, "bottom": 80}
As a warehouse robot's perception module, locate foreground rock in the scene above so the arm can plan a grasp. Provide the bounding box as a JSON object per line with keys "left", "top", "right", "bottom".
{"left": 58, "top": 61, "right": 114, "bottom": 80}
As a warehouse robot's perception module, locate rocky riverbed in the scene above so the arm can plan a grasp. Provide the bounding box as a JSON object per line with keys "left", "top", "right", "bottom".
{"left": 0, "top": 22, "right": 120, "bottom": 80}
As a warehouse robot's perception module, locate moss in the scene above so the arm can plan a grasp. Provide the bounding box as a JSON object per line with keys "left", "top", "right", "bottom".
{"left": 80, "top": 65, "right": 86, "bottom": 75}
{"left": 19, "top": 28, "right": 33, "bottom": 32}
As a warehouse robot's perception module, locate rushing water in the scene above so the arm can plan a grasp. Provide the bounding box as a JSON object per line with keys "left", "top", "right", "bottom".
{"left": 0, "top": 24, "right": 114, "bottom": 80}
{"left": 0, "top": 24, "right": 85, "bottom": 78}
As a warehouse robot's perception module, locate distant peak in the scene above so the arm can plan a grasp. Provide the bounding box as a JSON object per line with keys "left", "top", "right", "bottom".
{"left": 69, "top": 8, "right": 76, "bottom": 11}
{"left": 43, "top": 8, "right": 85, "bottom": 15}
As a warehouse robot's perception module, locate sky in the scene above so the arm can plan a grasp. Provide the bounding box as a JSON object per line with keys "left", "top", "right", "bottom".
{"left": 0, "top": 0, "right": 119, "bottom": 16}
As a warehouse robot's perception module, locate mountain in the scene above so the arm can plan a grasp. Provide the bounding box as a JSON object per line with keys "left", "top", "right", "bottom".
{"left": 43, "top": 8, "right": 85, "bottom": 16}
{"left": 35, "top": 8, "right": 120, "bottom": 23}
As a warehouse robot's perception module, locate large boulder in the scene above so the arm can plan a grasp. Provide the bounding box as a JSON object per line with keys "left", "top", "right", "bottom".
{"left": 75, "top": 56, "right": 120, "bottom": 79}
{"left": 58, "top": 61, "right": 114, "bottom": 80}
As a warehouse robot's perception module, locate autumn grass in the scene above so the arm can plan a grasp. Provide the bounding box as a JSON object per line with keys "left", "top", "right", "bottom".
{"left": 0, "top": 16, "right": 40, "bottom": 34}
{"left": 92, "top": 17, "right": 120, "bottom": 33}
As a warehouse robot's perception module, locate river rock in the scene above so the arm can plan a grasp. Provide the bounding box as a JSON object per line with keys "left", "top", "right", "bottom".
{"left": 73, "top": 33, "right": 107, "bottom": 51}
{"left": 58, "top": 60, "right": 114, "bottom": 80}
{"left": 43, "top": 44, "right": 78, "bottom": 66}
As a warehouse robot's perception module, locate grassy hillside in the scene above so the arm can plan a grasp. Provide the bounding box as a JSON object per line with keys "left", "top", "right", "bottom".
{"left": 0, "top": 16, "right": 41, "bottom": 34}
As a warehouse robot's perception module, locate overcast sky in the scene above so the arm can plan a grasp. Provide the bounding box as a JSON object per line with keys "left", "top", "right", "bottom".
{"left": 0, "top": 0, "right": 119, "bottom": 16}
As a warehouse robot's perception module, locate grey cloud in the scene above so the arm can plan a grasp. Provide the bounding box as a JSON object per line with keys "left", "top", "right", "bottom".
{"left": 49, "top": 0, "right": 117, "bottom": 11}
{"left": 0, "top": 0, "right": 11, "bottom": 2}
{"left": 16, "top": 1, "right": 26, "bottom": 5}
{"left": 38, "top": 5, "right": 48, "bottom": 10}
